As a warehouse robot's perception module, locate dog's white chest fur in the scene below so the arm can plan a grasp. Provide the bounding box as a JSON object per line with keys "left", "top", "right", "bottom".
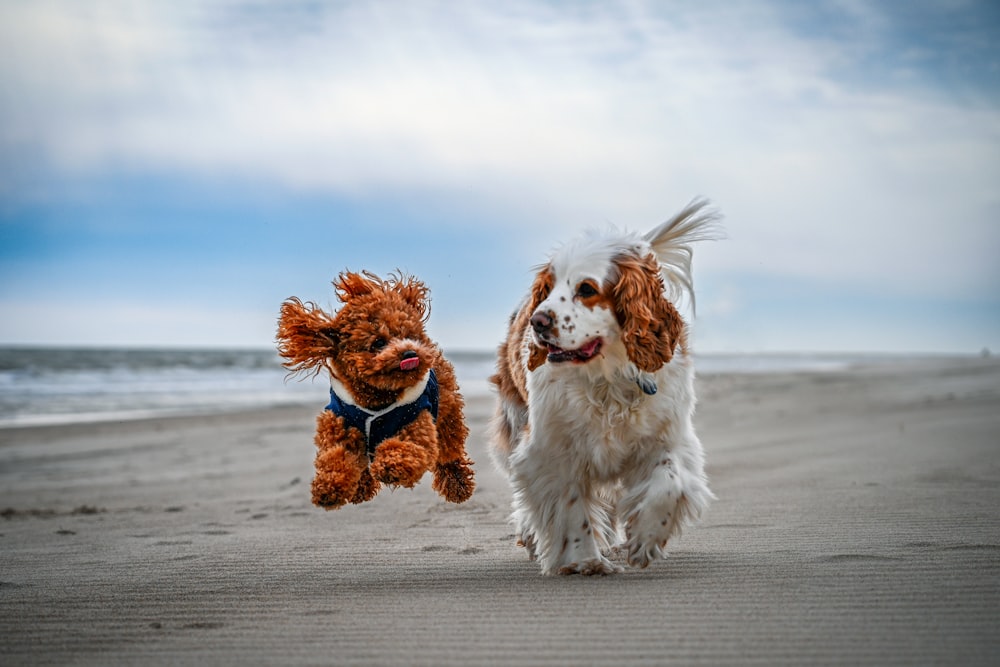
{"left": 489, "top": 200, "right": 721, "bottom": 575}
{"left": 525, "top": 355, "right": 692, "bottom": 479}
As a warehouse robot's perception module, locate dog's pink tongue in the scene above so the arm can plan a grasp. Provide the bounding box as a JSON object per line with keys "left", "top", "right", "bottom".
{"left": 400, "top": 357, "right": 420, "bottom": 371}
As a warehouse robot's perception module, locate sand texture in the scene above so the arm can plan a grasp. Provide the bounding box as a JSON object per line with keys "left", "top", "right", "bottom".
{"left": 1, "top": 358, "right": 998, "bottom": 665}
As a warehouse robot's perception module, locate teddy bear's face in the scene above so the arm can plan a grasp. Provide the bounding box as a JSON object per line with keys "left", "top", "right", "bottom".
{"left": 277, "top": 271, "right": 439, "bottom": 410}
{"left": 329, "top": 288, "right": 436, "bottom": 403}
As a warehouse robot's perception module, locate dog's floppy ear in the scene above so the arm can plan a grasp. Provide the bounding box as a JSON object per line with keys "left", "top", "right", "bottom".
{"left": 525, "top": 265, "right": 554, "bottom": 372}
{"left": 612, "top": 252, "right": 684, "bottom": 372}
{"left": 276, "top": 298, "right": 339, "bottom": 377}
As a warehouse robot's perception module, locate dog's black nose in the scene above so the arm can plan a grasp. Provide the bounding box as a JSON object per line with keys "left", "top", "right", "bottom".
{"left": 530, "top": 311, "right": 554, "bottom": 333}
{"left": 401, "top": 350, "right": 418, "bottom": 359}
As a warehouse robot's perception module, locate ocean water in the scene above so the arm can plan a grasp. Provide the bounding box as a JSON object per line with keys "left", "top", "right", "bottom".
{"left": 0, "top": 347, "right": 889, "bottom": 428}
{"left": 0, "top": 347, "right": 499, "bottom": 428}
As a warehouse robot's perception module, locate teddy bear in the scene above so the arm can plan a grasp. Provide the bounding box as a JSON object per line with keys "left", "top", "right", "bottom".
{"left": 276, "top": 270, "right": 475, "bottom": 508}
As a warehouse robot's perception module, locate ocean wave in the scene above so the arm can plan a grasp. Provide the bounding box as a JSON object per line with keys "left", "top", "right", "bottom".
{"left": 0, "top": 347, "right": 934, "bottom": 427}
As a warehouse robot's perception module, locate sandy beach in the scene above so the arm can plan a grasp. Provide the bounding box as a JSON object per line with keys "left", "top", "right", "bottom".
{"left": 1, "top": 358, "right": 998, "bottom": 665}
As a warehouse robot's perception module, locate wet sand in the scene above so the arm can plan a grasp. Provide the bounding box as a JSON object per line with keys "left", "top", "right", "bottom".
{"left": 1, "top": 358, "right": 998, "bottom": 665}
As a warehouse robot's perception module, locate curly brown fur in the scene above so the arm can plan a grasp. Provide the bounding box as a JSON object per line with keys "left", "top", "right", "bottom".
{"left": 310, "top": 410, "right": 372, "bottom": 507}
{"left": 426, "top": 358, "right": 474, "bottom": 502}
{"left": 277, "top": 270, "right": 475, "bottom": 508}
{"left": 432, "top": 459, "right": 476, "bottom": 503}
{"left": 277, "top": 298, "right": 339, "bottom": 379}
{"left": 369, "top": 411, "right": 439, "bottom": 487}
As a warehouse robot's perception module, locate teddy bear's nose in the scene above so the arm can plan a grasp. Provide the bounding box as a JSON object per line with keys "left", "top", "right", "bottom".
{"left": 399, "top": 349, "right": 421, "bottom": 371}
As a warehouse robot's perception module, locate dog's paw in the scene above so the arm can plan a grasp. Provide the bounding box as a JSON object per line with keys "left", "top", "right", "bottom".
{"left": 349, "top": 468, "right": 380, "bottom": 504}
{"left": 432, "top": 459, "right": 475, "bottom": 503}
{"left": 311, "top": 480, "right": 350, "bottom": 509}
{"left": 370, "top": 438, "right": 434, "bottom": 488}
{"left": 516, "top": 532, "right": 538, "bottom": 561}
{"left": 311, "top": 447, "right": 365, "bottom": 509}
{"left": 623, "top": 495, "right": 687, "bottom": 568}
{"left": 556, "top": 557, "right": 623, "bottom": 576}
{"left": 624, "top": 538, "right": 667, "bottom": 569}
{"left": 313, "top": 494, "right": 348, "bottom": 510}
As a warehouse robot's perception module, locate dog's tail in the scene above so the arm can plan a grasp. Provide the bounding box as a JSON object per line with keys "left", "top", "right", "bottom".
{"left": 644, "top": 198, "right": 724, "bottom": 315}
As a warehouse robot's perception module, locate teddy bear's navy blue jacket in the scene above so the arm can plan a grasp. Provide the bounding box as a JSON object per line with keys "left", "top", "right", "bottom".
{"left": 326, "top": 370, "right": 439, "bottom": 458}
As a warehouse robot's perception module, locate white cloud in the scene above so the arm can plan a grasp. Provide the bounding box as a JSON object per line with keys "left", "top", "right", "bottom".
{"left": 1, "top": 0, "right": 997, "bottom": 304}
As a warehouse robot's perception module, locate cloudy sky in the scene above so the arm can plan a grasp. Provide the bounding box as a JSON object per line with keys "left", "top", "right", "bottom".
{"left": 1, "top": 0, "right": 998, "bottom": 353}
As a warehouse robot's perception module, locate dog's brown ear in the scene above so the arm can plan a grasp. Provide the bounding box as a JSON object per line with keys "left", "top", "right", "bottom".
{"left": 525, "top": 265, "right": 554, "bottom": 372}
{"left": 612, "top": 253, "right": 685, "bottom": 372}
{"left": 529, "top": 264, "right": 554, "bottom": 308}
{"left": 276, "top": 298, "right": 338, "bottom": 377}
{"left": 333, "top": 271, "right": 378, "bottom": 302}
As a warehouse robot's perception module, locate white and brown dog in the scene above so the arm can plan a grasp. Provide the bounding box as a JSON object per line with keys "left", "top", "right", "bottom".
{"left": 490, "top": 200, "right": 722, "bottom": 575}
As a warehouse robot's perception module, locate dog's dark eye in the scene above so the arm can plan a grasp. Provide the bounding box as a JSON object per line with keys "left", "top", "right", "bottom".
{"left": 370, "top": 337, "right": 388, "bottom": 352}
{"left": 576, "top": 281, "right": 599, "bottom": 298}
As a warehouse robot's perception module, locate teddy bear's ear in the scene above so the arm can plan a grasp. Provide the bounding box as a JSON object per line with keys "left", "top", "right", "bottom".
{"left": 276, "top": 298, "right": 338, "bottom": 376}
{"left": 333, "top": 271, "right": 377, "bottom": 302}
{"left": 392, "top": 274, "right": 430, "bottom": 319}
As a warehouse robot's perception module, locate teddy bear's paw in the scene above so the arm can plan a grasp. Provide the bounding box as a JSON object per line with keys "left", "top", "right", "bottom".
{"left": 311, "top": 447, "right": 364, "bottom": 509}
{"left": 370, "top": 439, "right": 434, "bottom": 488}
{"left": 313, "top": 494, "right": 347, "bottom": 510}
{"left": 432, "top": 459, "right": 476, "bottom": 503}
{"left": 350, "top": 468, "right": 381, "bottom": 504}
{"left": 311, "top": 480, "right": 350, "bottom": 509}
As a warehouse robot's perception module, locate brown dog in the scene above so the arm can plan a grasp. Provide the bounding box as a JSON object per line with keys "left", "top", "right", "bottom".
{"left": 277, "top": 271, "right": 474, "bottom": 508}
